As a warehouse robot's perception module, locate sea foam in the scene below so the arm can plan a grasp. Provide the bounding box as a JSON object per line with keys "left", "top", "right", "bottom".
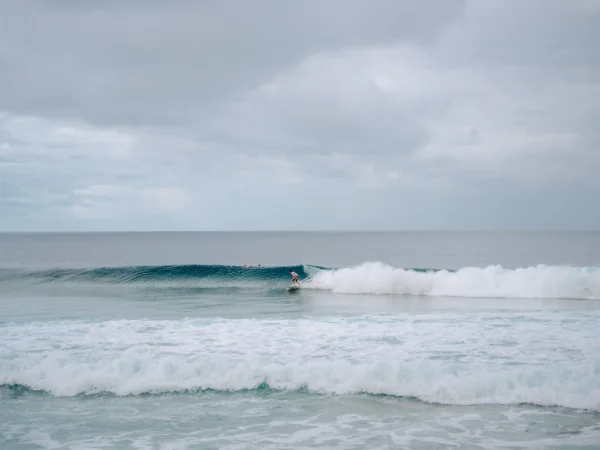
{"left": 305, "top": 262, "right": 600, "bottom": 299}
{"left": 2, "top": 315, "right": 599, "bottom": 410}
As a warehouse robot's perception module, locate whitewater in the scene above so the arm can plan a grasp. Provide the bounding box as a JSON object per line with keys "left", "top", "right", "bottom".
{"left": 3, "top": 313, "right": 600, "bottom": 410}
{"left": 305, "top": 262, "right": 600, "bottom": 299}
{"left": 2, "top": 231, "right": 600, "bottom": 449}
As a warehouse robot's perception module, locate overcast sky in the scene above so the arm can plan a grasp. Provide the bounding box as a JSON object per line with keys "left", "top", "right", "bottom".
{"left": 0, "top": 0, "right": 598, "bottom": 231}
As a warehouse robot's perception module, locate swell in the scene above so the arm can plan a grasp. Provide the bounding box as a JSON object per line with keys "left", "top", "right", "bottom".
{"left": 0, "top": 264, "right": 315, "bottom": 284}
{"left": 2, "top": 262, "right": 599, "bottom": 300}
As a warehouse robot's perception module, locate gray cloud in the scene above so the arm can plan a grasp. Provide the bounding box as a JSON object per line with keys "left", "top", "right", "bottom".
{"left": 0, "top": 0, "right": 598, "bottom": 231}
{"left": 0, "top": 0, "right": 464, "bottom": 125}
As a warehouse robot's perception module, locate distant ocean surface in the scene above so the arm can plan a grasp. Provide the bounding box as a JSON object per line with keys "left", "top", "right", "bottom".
{"left": 1, "top": 231, "right": 600, "bottom": 449}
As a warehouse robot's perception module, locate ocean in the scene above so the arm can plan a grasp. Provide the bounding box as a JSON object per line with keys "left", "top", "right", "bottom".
{"left": 1, "top": 231, "right": 600, "bottom": 449}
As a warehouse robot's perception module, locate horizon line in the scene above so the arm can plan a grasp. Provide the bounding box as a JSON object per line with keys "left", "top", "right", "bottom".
{"left": 1, "top": 229, "right": 599, "bottom": 234}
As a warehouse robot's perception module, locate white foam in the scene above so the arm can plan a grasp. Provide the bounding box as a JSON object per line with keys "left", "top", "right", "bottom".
{"left": 304, "top": 262, "right": 600, "bottom": 299}
{"left": 2, "top": 314, "right": 600, "bottom": 410}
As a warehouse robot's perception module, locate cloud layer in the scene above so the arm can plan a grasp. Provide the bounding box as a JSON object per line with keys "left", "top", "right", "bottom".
{"left": 1, "top": 0, "right": 598, "bottom": 230}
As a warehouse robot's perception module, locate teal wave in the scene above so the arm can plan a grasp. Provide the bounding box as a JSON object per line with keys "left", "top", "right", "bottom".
{"left": 0, "top": 264, "right": 309, "bottom": 283}
{"left": 0, "top": 264, "right": 446, "bottom": 286}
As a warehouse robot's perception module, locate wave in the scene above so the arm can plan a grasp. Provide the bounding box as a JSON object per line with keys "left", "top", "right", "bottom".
{"left": 0, "top": 264, "right": 315, "bottom": 286}
{"left": 2, "top": 316, "right": 599, "bottom": 410}
{"left": 2, "top": 262, "right": 599, "bottom": 300}
{"left": 2, "top": 353, "right": 599, "bottom": 410}
{"left": 304, "top": 262, "right": 600, "bottom": 300}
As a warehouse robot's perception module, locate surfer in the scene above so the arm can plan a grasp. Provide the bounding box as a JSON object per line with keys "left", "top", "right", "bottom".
{"left": 289, "top": 270, "right": 300, "bottom": 286}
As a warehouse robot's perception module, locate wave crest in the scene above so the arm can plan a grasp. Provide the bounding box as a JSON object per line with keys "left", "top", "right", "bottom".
{"left": 2, "top": 262, "right": 599, "bottom": 299}
{"left": 3, "top": 356, "right": 599, "bottom": 410}
{"left": 2, "top": 316, "right": 599, "bottom": 410}
{"left": 305, "top": 262, "right": 600, "bottom": 300}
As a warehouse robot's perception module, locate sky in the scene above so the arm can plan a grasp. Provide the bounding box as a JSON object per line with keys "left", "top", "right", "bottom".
{"left": 0, "top": 0, "right": 598, "bottom": 231}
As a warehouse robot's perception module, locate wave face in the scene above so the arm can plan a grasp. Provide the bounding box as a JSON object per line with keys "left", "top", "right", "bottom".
{"left": 0, "top": 264, "right": 311, "bottom": 286}
{"left": 2, "top": 315, "right": 599, "bottom": 410}
{"left": 304, "top": 262, "right": 600, "bottom": 300}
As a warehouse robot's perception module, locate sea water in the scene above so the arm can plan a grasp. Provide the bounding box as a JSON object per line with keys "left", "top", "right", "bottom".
{"left": 1, "top": 231, "right": 599, "bottom": 449}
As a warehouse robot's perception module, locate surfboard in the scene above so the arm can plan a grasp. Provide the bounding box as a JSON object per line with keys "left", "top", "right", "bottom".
{"left": 287, "top": 286, "right": 301, "bottom": 291}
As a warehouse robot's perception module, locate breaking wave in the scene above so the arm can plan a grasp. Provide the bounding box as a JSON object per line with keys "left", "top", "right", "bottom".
{"left": 2, "top": 316, "right": 599, "bottom": 410}
{"left": 3, "top": 362, "right": 600, "bottom": 410}
{"left": 304, "top": 262, "right": 600, "bottom": 300}
{"left": 1, "top": 262, "right": 599, "bottom": 299}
